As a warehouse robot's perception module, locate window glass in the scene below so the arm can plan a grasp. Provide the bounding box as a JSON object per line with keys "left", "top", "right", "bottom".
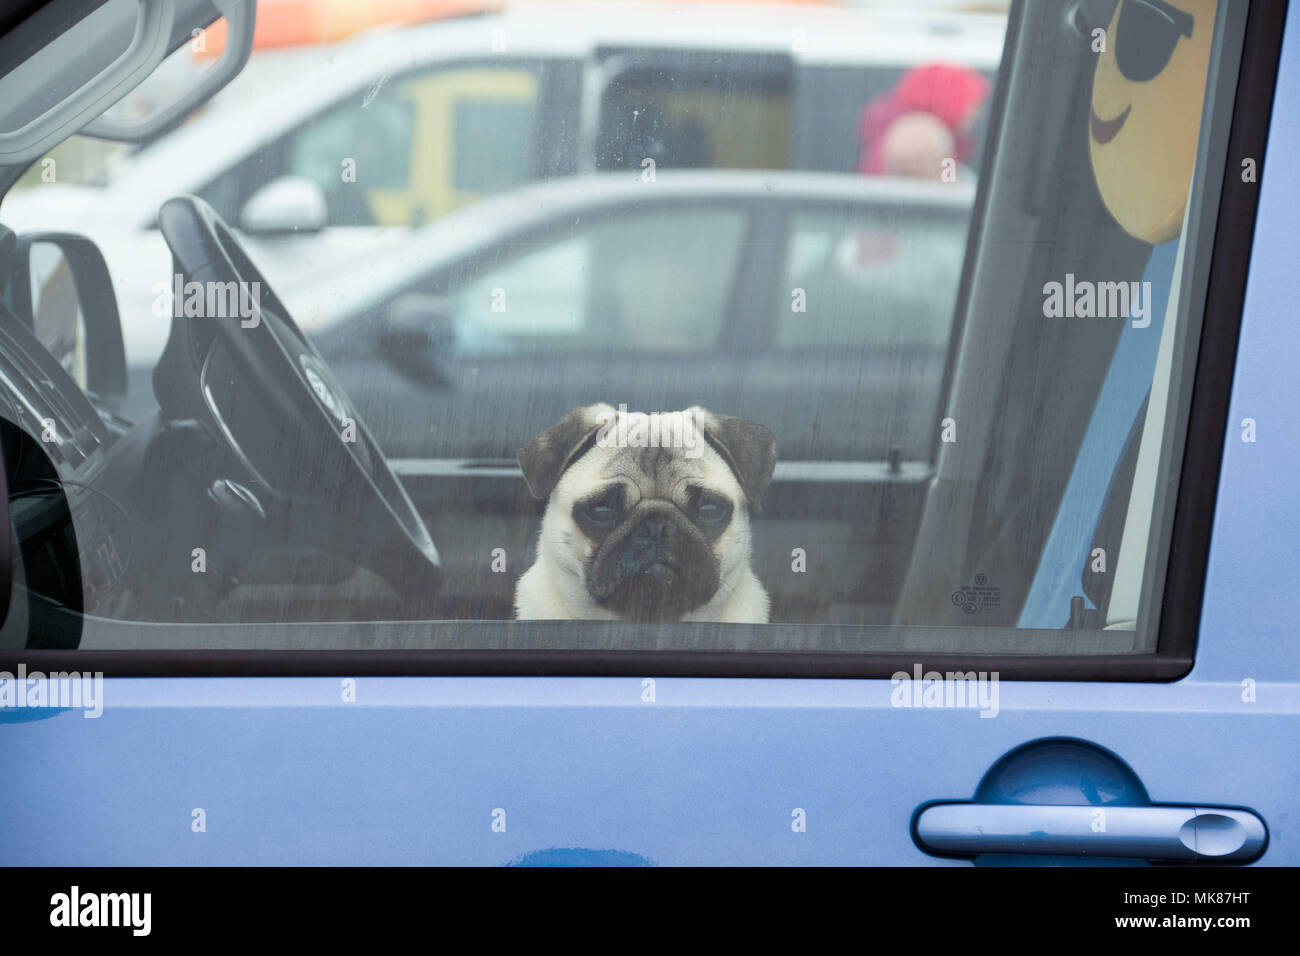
{"left": 28, "top": 243, "right": 86, "bottom": 388}
{"left": 0, "top": 0, "right": 1253, "bottom": 667}
{"left": 196, "top": 64, "right": 544, "bottom": 227}
{"left": 595, "top": 62, "right": 793, "bottom": 171}
{"left": 446, "top": 208, "right": 746, "bottom": 353}
{"left": 286, "top": 91, "right": 415, "bottom": 219}
{"left": 776, "top": 210, "right": 968, "bottom": 349}
{"left": 453, "top": 100, "right": 538, "bottom": 193}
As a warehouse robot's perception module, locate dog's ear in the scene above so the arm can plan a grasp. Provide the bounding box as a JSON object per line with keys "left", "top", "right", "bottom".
{"left": 695, "top": 409, "right": 778, "bottom": 513}
{"left": 517, "top": 404, "right": 616, "bottom": 499}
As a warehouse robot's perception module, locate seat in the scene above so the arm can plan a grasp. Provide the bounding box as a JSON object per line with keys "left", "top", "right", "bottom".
{"left": 1017, "top": 239, "right": 1179, "bottom": 627}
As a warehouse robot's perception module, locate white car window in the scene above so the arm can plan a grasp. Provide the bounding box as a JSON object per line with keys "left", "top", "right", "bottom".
{"left": 446, "top": 207, "right": 748, "bottom": 353}
{"left": 199, "top": 63, "right": 546, "bottom": 227}
{"left": 777, "top": 209, "right": 968, "bottom": 349}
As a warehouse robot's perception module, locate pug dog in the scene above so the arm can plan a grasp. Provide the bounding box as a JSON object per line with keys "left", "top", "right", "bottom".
{"left": 515, "top": 404, "right": 777, "bottom": 623}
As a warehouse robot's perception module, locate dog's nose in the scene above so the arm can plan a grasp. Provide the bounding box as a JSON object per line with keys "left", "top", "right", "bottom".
{"left": 622, "top": 517, "right": 682, "bottom": 571}
{"left": 633, "top": 518, "right": 678, "bottom": 546}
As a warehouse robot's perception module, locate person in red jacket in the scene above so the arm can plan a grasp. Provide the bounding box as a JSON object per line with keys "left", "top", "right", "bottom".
{"left": 858, "top": 63, "right": 991, "bottom": 180}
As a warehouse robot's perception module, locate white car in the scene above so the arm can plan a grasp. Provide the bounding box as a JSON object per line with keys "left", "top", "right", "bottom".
{"left": 0, "top": 0, "right": 1001, "bottom": 373}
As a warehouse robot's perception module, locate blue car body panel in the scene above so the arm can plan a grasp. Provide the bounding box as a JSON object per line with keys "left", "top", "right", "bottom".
{"left": 2, "top": 8, "right": 1298, "bottom": 867}
{"left": 2, "top": 676, "right": 1297, "bottom": 865}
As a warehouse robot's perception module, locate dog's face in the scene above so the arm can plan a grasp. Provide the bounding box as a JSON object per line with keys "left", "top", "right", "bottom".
{"left": 517, "top": 404, "right": 777, "bottom": 621}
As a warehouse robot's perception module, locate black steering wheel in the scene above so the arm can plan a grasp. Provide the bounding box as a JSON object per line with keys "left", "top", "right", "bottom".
{"left": 152, "top": 195, "right": 442, "bottom": 606}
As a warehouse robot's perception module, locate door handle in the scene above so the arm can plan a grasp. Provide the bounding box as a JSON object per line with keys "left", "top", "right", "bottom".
{"left": 915, "top": 804, "right": 1267, "bottom": 862}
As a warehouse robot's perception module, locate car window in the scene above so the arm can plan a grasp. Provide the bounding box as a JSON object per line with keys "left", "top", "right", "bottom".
{"left": 775, "top": 207, "right": 968, "bottom": 349}
{"left": 452, "top": 97, "right": 539, "bottom": 193}
{"left": 444, "top": 206, "right": 748, "bottom": 353}
{"left": 0, "top": 0, "right": 1259, "bottom": 676}
{"left": 285, "top": 88, "right": 415, "bottom": 221}
{"left": 795, "top": 65, "right": 997, "bottom": 176}
{"left": 595, "top": 57, "right": 793, "bottom": 172}
{"left": 198, "top": 62, "right": 546, "bottom": 226}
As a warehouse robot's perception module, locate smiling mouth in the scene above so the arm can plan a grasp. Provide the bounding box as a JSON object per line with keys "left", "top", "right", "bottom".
{"left": 1090, "top": 105, "right": 1132, "bottom": 145}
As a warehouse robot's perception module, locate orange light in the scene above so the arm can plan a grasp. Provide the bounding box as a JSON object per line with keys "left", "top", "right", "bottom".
{"left": 196, "top": 0, "right": 507, "bottom": 57}
{"left": 196, "top": 0, "right": 839, "bottom": 57}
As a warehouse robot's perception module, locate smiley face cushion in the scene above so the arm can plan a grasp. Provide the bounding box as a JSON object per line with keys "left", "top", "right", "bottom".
{"left": 1090, "top": 0, "right": 1218, "bottom": 244}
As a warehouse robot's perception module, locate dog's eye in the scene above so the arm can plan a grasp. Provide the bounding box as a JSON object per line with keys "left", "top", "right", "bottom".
{"left": 574, "top": 489, "right": 624, "bottom": 536}
{"left": 585, "top": 503, "right": 616, "bottom": 524}
{"left": 694, "top": 492, "right": 733, "bottom": 530}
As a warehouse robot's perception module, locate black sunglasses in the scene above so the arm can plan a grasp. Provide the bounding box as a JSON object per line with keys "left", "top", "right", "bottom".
{"left": 1115, "top": 0, "right": 1196, "bottom": 83}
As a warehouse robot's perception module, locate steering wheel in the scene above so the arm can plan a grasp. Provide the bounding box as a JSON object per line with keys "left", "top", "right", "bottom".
{"left": 152, "top": 195, "right": 442, "bottom": 606}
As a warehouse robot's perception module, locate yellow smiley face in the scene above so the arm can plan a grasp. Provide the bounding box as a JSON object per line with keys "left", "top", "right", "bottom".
{"left": 1090, "top": 0, "right": 1218, "bottom": 244}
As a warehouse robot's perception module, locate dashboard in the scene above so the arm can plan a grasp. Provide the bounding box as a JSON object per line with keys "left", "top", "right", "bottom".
{"left": 0, "top": 292, "right": 135, "bottom": 644}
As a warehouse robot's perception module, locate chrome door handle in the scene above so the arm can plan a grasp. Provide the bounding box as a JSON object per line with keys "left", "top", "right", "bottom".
{"left": 915, "top": 804, "right": 1267, "bottom": 861}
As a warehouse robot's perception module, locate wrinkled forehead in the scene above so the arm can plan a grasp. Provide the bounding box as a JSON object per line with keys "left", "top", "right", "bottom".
{"left": 563, "top": 433, "right": 740, "bottom": 503}
{"left": 602, "top": 444, "right": 708, "bottom": 497}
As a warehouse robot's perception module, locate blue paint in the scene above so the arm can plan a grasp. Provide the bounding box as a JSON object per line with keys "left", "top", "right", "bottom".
{"left": 0, "top": 707, "right": 72, "bottom": 723}
{"left": 1192, "top": 2, "right": 1300, "bottom": 684}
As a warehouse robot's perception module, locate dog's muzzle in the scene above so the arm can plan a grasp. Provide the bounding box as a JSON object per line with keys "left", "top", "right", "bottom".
{"left": 586, "top": 502, "right": 720, "bottom": 620}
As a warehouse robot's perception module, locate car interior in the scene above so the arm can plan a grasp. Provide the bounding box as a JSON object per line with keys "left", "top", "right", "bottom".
{"left": 0, "top": 0, "right": 1242, "bottom": 659}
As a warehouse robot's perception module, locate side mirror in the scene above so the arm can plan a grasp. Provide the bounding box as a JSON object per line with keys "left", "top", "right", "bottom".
{"left": 378, "top": 293, "right": 458, "bottom": 387}
{"left": 4, "top": 233, "right": 127, "bottom": 402}
{"left": 239, "top": 176, "right": 328, "bottom": 235}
